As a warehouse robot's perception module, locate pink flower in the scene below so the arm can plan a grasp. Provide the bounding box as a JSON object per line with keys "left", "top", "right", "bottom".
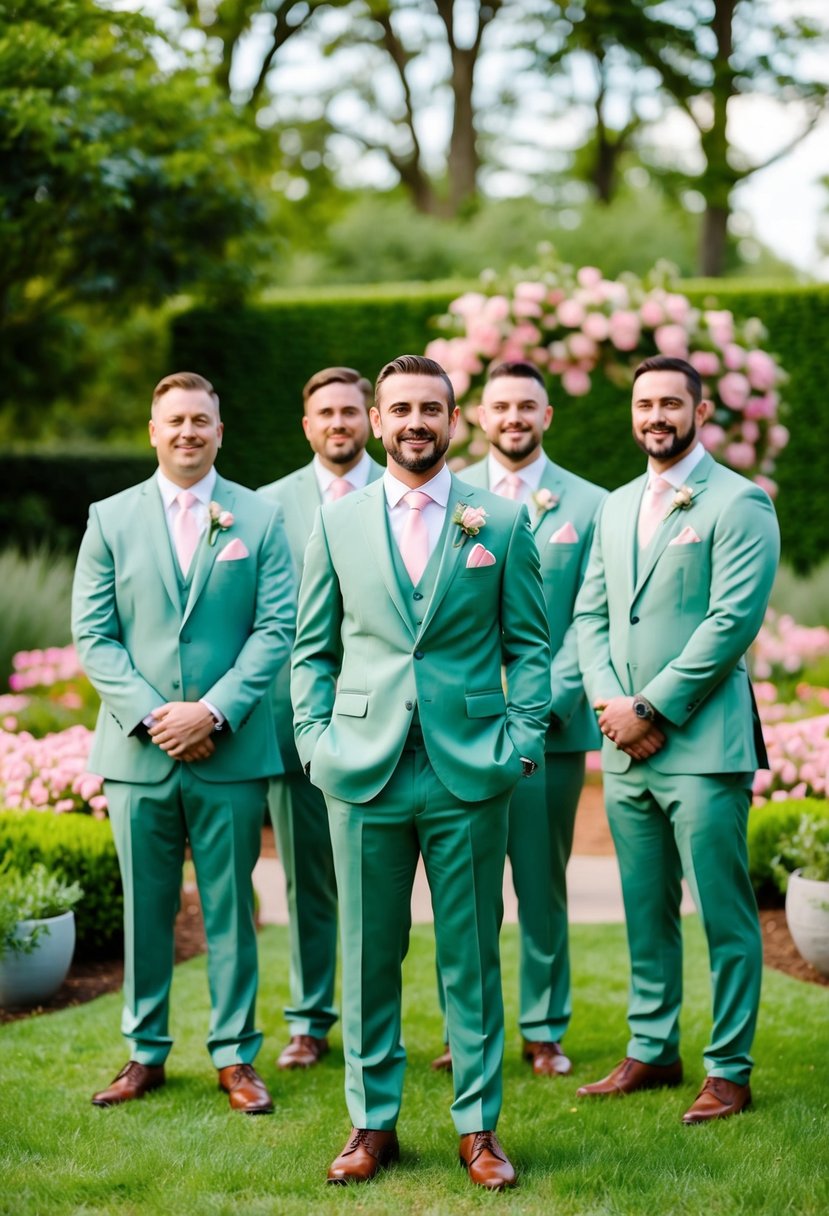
{"left": 718, "top": 372, "right": 751, "bottom": 410}
{"left": 743, "top": 394, "right": 777, "bottom": 420}
{"left": 567, "top": 333, "right": 598, "bottom": 361}
{"left": 514, "top": 281, "right": 548, "bottom": 303}
{"left": 581, "top": 313, "right": 610, "bottom": 342}
{"left": 700, "top": 424, "right": 726, "bottom": 451}
{"left": 654, "top": 325, "right": 689, "bottom": 357}
{"left": 745, "top": 349, "right": 778, "bottom": 391}
{"left": 723, "top": 343, "right": 746, "bottom": 370}
{"left": 561, "top": 368, "right": 591, "bottom": 396}
{"left": 447, "top": 369, "right": 470, "bottom": 398}
{"left": 608, "top": 311, "right": 641, "bottom": 351}
{"left": 456, "top": 504, "right": 488, "bottom": 536}
{"left": 754, "top": 474, "right": 777, "bottom": 499}
{"left": 690, "top": 350, "right": 720, "bottom": 377}
{"left": 467, "top": 322, "right": 502, "bottom": 358}
{"left": 513, "top": 298, "right": 542, "bottom": 318}
{"left": 449, "top": 292, "right": 487, "bottom": 318}
{"left": 741, "top": 420, "right": 760, "bottom": 444}
{"left": 704, "top": 309, "right": 734, "bottom": 345}
{"left": 577, "top": 266, "right": 603, "bottom": 288}
{"left": 724, "top": 441, "right": 756, "bottom": 470}
{"left": 768, "top": 424, "right": 789, "bottom": 451}
{"left": 639, "top": 299, "right": 665, "bottom": 327}
{"left": 557, "top": 300, "right": 586, "bottom": 328}
{"left": 484, "top": 295, "right": 511, "bottom": 322}
{"left": 664, "top": 294, "right": 691, "bottom": 324}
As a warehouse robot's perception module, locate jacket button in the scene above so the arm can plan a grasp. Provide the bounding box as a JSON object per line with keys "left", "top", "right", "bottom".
{"left": 414, "top": 650, "right": 424, "bottom": 660}
{"left": 181, "top": 636, "right": 191, "bottom": 644}
{"left": 405, "top": 700, "right": 413, "bottom": 710}
{"left": 630, "top": 615, "right": 639, "bottom": 624}
{"left": 413, "top": 591, "right": 423, "bottom": 601}
{"left": 172, "top": 680, "right": 180, "bottom": 690}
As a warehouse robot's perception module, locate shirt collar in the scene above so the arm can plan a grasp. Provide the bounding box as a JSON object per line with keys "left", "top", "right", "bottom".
{"left": 487, "top": 448, "right": 545, "bottom": 492}
{"left": 647, "top": 442, "right": 705, "bottom": 490}
{"left": 156, "top": 467, "right": 217, "bottom": 510}
{"left": 314, "top": 450, "right": 373, "bottom": 493}
{"left": 383, "top": 462, "right": 452, "bottom": 509}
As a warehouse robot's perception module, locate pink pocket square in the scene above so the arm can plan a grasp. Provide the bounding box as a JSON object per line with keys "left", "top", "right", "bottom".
{"left": 669, "top": 526, "right": 701, "bottom": 546}
{"left": 216, "top": 537, "right": 250, "bottom": 562}
{"left": 466, "top": 542, "right": 497, "bottom": 568}
{"left": 549, "top": 521, "right": 579, "bottom": 544}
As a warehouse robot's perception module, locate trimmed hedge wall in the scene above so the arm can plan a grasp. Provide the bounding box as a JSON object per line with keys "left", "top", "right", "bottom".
{"left": 2, "top": 280, "right": 827, "bottom": 569}
{"left": 0, "top": 810, "right": 123, "bottom": 959}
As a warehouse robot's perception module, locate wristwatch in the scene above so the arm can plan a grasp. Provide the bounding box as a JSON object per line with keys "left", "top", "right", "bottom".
{"left": 632, "top": 695, "right": 657, "bottom": 722}
{"left": 520, "top": 757, "right": 538, "bottom": 777}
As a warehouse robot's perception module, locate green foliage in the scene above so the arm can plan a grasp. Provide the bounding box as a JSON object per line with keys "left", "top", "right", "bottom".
{"left": 0, "top": 0, "right": 262, "bottom": 434}
{"left": 771, "top": 812, "right": 829, "bottom": 891}
{"left": 0, "top": 811, "right": 122, "bottom": 958}
{"left": 0, "top": 548, "right": 74, "bottom": 685}
{"left": 747, "top": 799, "right": 829, "bottom": 906}
{"left": 771, "top": 560, "right": 829, "bottom": 627}
{"left": 0, "top": 860, "right": 83, "bottom": 958}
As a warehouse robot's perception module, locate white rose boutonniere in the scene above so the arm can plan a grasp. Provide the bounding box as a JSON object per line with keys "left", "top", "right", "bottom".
{"left": 531, "top": 488, "right": 560, "bottom": 518}
{"left": 452, "top": 502, "right": 488, "bottom": 547}
{"left": 208, "top": 501, "right": 235, "bottom": 545}
{"left": 664, "top": 485, "right": 694, "bottom": 521}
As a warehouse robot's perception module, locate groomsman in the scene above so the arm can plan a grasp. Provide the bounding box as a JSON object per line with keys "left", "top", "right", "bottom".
{"left": 575, "top": 355, "right": 779, "bottom": 1123}
{"left": 258, "top": 366, "right": 382, "bottom": 1070}
{"left": 431, "top": 361, "right": 605, "bottom": 1078}
{"left": 72, "top": 371, "right": 295, "bottom": 1111}
{"left": 291, "top": 355, "right": 551, "bottom": 1188}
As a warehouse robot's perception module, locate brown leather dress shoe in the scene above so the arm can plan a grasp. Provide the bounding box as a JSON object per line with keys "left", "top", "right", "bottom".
{"left": 277, "top": 1034, "right": 329, "bottom": 1070}
{"left": 217, "top": 1064, "right": 274, "bottom": 1114}
{"left": 430, "top": 1043, "right": 453, "bottom": 1072}
{"left": 682, "top": 1076, "right": 752, "bottom": 1124}
{"left": 523, "top": 1040, "right": 572, "bottom": 1077}
{"left": 459, "top": 1132, "right": 516, "bottom": 1191}
{"left": 577, "top": 1056, "right": 683, "bottom": 1097}
{"left": 326, "top": 1128, "right": 400, "bottom": 1184}
{"left": 92, "top": 1061, "right": 166, "bottom": 1107}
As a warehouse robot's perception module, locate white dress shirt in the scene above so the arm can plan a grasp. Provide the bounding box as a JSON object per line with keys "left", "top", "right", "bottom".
{"left": 156, "top": 467, "right": 217, "bottom": 544}
{"left": 384, "top": 463, "right": 452, "bottom": 561}
{"left": 644, "top": 441, "right": 705, "bottom": 492}
{"left": 487, "top": 448, "right": 545, "bottom": 504}
{"left": 314, "top": 450, "right": 374, "bottom": 502}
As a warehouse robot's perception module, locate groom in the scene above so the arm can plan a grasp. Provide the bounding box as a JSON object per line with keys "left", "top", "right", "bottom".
{"left": 291, "top": 355, "right": 551, "bottom": 1189}
{"left": 72, "top": 371, "right": 295, "bottom": 1112}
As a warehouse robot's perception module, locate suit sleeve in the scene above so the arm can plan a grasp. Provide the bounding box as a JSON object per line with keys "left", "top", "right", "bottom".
{"left": 71, "top": 505, "right": 165, "bottom": 734}
{"left": 500, "top": 506, "right": 553, "bottom": 765}
{"left": 203, "top": 504, "right": 296, "bottom": 730}
{"left": 640, "top": 485, "right": 780, "bottom": 726}
{"left": 290, "top": 511, "right": 344, "bottom": 768}
{"left": 573, "top": 500, "right": 628, "bottom": 706}
{"left": 548, "top": 498, "right": 604, "bottom": 726}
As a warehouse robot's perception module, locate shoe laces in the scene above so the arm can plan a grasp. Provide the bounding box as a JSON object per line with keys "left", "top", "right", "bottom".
{"left": 345, "top": 1129, "right": 383, "bottom": 1159}
{"left": 226, "top": 1063, "right": 257, "bottom": 1085}
{"left": 118, "top": 1061, "right": 150, "bottom": 1081}
{"left": 468, "top": 1132, "right": 503, "bottom": 1163}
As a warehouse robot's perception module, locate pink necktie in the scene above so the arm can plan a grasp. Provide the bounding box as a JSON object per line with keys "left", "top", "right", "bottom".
{"left": 399, "top": 491, "right": 431, "bottom": 584}
{"left": 498, "top": 472, "right": 522, "bottom": 500}
{"left": 174, "top": 490, "right": 200, "bottom": 575}
{"left": 329, "top": 477, "right": 354, "bottom": 501}
{"left": 637, "top": 476, "right": 673, "bottom": 549}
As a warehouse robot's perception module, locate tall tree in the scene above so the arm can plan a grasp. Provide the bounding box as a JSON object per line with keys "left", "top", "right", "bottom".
{"left": 0, "top": 0, "right": 261, "bottom": 425}
{"left": 541, "top": 0, "right": 828, "bottom": 275}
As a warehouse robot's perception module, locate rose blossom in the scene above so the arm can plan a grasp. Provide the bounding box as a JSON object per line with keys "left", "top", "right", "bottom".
{"left": 608, "top": 310, "right": 641, "bottom": 351}
{"left": 745, "top": 349, "right": 778, "bottom": 391}
{"left": 460, "top": 506, "right": 487, "bottom": 533}
{"left": 567, "top": 333, "right": 598, "bottom": 361}
{"left": 700, "top": 423, "right": 726, "bottom": 451}
{"left": 561, "top": 367, "right": 591, "bottom": 396}
{"left": 724, "top": 441, "right": 755, "bottom": 470}
{"left": 576, "top": 266, "right": 603, "bottom": 288}
{"left": 723, "top": 343, "right": 746, "bottom": 370}
{"left": 689, "top": 350, "right": 720, "bottom": 377}
{"left": 718, "top": 372, "right": 751, "bottom": 410}
{"left": 483, "top": 295, "right": 511, "bottom": 322}
{"left": 639, "top": 299, "right": 665, "bottom": 327}
{"left": 556, "top": 299, "right": 586, "bottom": 328}
{"left": 581, "top": 312, "right": 610, "bottom": 342}
{"left": 654, "top": 324, "right": 689, "bottom": 357}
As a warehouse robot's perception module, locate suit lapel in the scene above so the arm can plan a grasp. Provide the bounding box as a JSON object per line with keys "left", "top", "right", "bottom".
{"left": 417, "top": 478, "right": 474, "bottom": 637}
{"left": 141, "top": 477, "right": 180, "bottom": 614}
{"left": 182, "top": 476, "right": 237, "bottom": 626}
{"left": 357, "top": 482, "right": 415, "bottom": 636}
{"left": 632, "top": 455, "right": 712, "bottom": 602}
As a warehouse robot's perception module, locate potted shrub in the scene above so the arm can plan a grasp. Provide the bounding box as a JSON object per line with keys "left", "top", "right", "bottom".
{"left": 772, "top": 813, "right": 829, "bottom": 978}
{"left": 0, "top": 863, "right": 84, "bottom": 1007}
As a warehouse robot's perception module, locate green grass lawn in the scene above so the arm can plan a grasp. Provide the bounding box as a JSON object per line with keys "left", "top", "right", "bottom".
{"left": 1, "top": 920, "right": 827, "bottom": 1215}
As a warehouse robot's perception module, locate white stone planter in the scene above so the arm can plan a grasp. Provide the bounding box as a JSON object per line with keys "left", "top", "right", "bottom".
{"left": 0, "top": 910, "right": 76, "bottom": 1007}
{"left": 785, "top": 870, "right": 829, "bottom": 978}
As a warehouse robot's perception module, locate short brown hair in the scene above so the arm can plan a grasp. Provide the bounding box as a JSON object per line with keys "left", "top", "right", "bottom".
{"left": 375, "top": 354, "right": 455, "bottom": 412}
{"left": 152, "top": 371, "right": 220, "bottom": 413}
{"left": 633, "top": 356, "right": 702, "bottom": 405}
{"left": 302, "top": 366, "right": 372, "bottom": 409}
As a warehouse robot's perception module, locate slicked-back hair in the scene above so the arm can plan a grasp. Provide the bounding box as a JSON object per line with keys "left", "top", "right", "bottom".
{"left": 375, "top": 354, "right": 456, "bottom": 413}
{"left": 487, "top": 361, "right": 546, "bottom": 389}
{"left": 151, "top": 371, "right": 220, "bottom": 415}
{"left": 302, "top": 366, "right": 372, "bottom": 410}
{"left": 633, "top": 356, "right": 702, "bottom": 406}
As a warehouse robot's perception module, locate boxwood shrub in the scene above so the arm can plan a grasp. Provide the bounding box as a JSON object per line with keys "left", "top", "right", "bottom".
{"left": 747, "top": 797, "right": 828, "bottom": 907}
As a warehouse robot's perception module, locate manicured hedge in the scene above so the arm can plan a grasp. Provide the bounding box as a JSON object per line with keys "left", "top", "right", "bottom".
{"left": 3, "top": 280, "right": 826, "bottom": 569}
{"left": 747, "top": 797, "right": 829, "bottom": 907}
{"left": 0, "top": 810, "right": 123, "bottom": 958}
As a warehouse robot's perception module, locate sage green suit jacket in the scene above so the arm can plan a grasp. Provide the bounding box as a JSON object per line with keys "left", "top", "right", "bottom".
{"left": 291, "top": 475, "right": 552, "bottom": 805}
{"left": 72, "top": 473, "right": 296, "bottom": 785}
{"left": 575, "top": 453, "right": 780, "bottom": 775}
{"left": 460, "top": 456, "right": 606, "bottom": 754}
{"left": 258, "top": 458, "right": 383, "bottom": 770}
